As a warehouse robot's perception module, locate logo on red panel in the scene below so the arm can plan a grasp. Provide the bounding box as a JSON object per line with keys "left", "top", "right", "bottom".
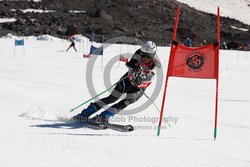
{"left": 185, "top": 51, "right": 206, "bottom": 72}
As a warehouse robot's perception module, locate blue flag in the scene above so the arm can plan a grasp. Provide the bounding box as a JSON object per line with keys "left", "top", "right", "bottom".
{"left": 15, "top": 39, "right": 24, "bottom": 46}
{"left": 89, "top": 45, "right": 103, "bottom": 55}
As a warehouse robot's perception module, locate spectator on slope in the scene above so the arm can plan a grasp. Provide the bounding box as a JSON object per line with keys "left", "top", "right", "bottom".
{"left": 221, "top": 41, "right": 227, "bottom": 50}
{"left": 243, "top": 40, "right": 249, "bottom": 51}
{"left": 185, "top": 37, "right": 193, "bottom": 47}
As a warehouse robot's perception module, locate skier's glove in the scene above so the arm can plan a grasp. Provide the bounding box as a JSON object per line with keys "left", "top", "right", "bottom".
{"left": 132, "top": 77, "right": 142, "bottom": 86}
{"left": 131, "top": 73, "right": 147, "bottom": 86}
{"left": 129, "top": 67, "right": 141, "bottom": 79}
{"left": 132, "top": 66, "right": 142, "bottom": 74}
{"left": 129, "top": 66, "right": 155, "bottom": 86}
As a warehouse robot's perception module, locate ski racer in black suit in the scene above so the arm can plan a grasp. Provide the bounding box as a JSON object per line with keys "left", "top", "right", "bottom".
{"left": 73, "top": 41, "right": 161, "bottom": 123}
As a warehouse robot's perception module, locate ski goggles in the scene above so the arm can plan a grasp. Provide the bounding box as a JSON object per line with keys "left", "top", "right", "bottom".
{"left": 140, "top": 51, "right": 154, "bottom": 58}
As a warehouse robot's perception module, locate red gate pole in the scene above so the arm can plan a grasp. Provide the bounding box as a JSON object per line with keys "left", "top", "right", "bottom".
{"left": 157, "top": 5, "right": 180, "bottom": 136}
{"left": 214, "top": 7, "right": 220, "bottom": 140}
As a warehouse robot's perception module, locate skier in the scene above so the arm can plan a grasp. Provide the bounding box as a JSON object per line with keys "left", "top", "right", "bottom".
{"left": 66, "top": 35, "right": 77, "bottom": 52}
{"left": 73, "top": 41, "right": 161, "bottom": 124}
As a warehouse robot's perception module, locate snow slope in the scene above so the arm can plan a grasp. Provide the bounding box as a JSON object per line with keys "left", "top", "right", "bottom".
{"left": 177, "top": 0, "right": 250, "bottom": 25}
{"left": 0, "top": 35, "right": 250, "bottom": 166}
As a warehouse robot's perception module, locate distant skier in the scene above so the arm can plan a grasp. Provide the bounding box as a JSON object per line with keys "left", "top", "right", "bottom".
{"left": 66, "top": 35, "right": 77, "bottom": 52}
{"left": 73, "top": 41, "right": 161, "bottom": 123}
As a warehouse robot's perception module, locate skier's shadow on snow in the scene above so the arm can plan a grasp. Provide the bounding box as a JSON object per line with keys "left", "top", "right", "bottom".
{"left": 19, "top": 115, "right": 104, "bottom": 130}
{"left": 30, "top": 122, "right": 116, "bottom": 137}
{"left": 19, "top": 114, "right": 84, "bottom": 129}
{"left": 30, "top": 120, "right": 106, "bottom": 131}
{"left": 31, "top": 121, "right": 84, "bottom": 129}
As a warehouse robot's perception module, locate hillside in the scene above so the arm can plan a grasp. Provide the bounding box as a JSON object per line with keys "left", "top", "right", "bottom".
{"left": 0, "top": 0, "right": 249, "bottom": 47}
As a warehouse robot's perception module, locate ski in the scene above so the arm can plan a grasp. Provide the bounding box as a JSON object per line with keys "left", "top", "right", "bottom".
{"left": 73, "top": 117, "right": 108, "bottom": 130}
{"left": 106, "top": 123, "right": 134, "bottom": 132}
{"left": 83, "top": 121, "right": 108, "bottom": 130}
{"left": 72, "top": 116, "right": 134, "bottom": 131}
{"left": 82, "top": 121, "right": 134, "bottom": 132}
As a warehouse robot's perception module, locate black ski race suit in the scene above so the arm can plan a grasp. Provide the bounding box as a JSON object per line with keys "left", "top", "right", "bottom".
{"left": 92, "top": 49, "right": 161, "bottom": 114}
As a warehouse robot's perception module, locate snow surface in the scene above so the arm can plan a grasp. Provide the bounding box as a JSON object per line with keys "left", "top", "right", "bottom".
{"left": 176, "top": 0, "right": 250, "bottom": 25}
{"left": 0, "top": 35, "right": 250, "bottom": 167}
{"left": 0, "top": 18, "right": 16, "bottom": 23}
{"left": 17, "top": 9, "right": 55, "bottom": 13}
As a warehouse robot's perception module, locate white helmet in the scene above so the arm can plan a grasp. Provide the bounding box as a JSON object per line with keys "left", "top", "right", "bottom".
{"left": 140, "top": 41, "right": 157, "bottom": 58}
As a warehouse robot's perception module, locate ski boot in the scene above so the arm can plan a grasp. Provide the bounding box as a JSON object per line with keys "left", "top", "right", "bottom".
{"left": 90, "top": 107, "right": 116, "bottom": 124}
{"left": 73, "top": 103, "right": 97, "bottom": 122}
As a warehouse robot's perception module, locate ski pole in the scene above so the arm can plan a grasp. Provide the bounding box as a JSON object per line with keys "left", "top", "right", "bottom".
{"left": 140, "top": 89, "right": 171, "bottom": 127}
{"left": 69, "top": 84, "right": 116, "bottom": 112}
{"left": 69, "top": 76, "right": 128, "bottom": 112}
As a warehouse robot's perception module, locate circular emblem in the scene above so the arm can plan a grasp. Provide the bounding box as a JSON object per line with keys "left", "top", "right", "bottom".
{"left": 186, "top": 51, "right": 205, "bottom": 71}
{"left": 85, "top": 36, "right": 163, "bottom": 115}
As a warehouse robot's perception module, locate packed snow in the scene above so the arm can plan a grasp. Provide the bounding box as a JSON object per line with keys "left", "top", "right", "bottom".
{"left": 177, "top": 0, "right": 250, "bottom": 25}
{"left": 0, "top": 34, "right": 250, "bottom": 167}
{"left": 0, "top": 18, "right": 17, "bottom": 23}
{"left": 1, "top": 1, "right": 250, "bottom": 166}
